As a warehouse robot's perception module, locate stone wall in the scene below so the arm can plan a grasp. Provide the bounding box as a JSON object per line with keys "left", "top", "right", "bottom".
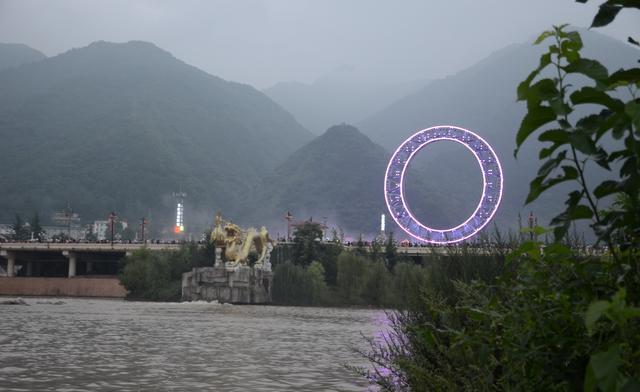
{"left": 0, "top": 277, "right": 127, "bottom": 298}
{"left": 182, "top": 266, "right": 272, "bottom": 304}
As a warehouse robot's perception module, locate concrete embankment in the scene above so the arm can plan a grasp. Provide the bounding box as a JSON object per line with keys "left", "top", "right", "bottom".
{"left": 0, "top": 277, "right": 127, "bottom": 298}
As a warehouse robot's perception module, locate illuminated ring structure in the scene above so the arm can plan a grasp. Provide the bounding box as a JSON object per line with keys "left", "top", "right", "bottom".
{"left": 384, "top": 125, "right": 503, "bottom": 244}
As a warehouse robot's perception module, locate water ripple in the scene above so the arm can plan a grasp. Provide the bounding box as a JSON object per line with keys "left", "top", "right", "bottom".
{"left": 0, "top": 298, "right": 384, "bottom": 391}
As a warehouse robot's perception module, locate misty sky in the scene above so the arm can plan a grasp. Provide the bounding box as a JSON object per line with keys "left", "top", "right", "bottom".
{"left": 0, "top": 0, "right": 637, "bottom": 88}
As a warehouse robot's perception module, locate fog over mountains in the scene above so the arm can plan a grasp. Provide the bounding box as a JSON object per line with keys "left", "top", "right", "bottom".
{"left": 0, "top": 29, "right": 637, "bottom": 238}
{"left": 263, "top": 66, "right": 429, "bottom": 134}
{"left": 0, "top": 41, "right": 311, "bottom": 232}
{"left": 0, "top": 43, "right": 45, "bottom": 71}
{"left": 355, "top": 30, "right": 639, "bottom": 231}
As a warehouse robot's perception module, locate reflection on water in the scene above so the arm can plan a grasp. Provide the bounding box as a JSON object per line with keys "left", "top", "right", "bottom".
{"left": 0, "top": 298, "right": 383, "bottom": 391}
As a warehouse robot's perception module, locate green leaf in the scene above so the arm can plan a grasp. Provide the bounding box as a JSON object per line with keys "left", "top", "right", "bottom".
{"left": 585, "top": 345, "right": 623, "bottom": 392}
{"left": 537, "top": 151, "right": 567, "bottom": 177}
{"left": 570, "top": 204, "right": 594, "bottom": 220}
{"left": 539, "top": 144, "right": 563, "bottom": 159}
{"left": 539, "top": 129, "right": 570, "bottom": 144}
{"left": 534, "top": 30, "right": 554, "bottom": 45}
{"left": 608, "top": 68, "right": 640, "bottom": 86}
{"left": 594, "top": 180, "right": 620, "bottom": 199}
{"left": 625, "top": 100, "right": 640, "bottom": 121}
{"left": 527, "top": 161, "right": 575, "bottom": 204}
{"left": 570, "top": 87, "right": 624, "bottom": 111}
{"left": 549, "top": 97, "right": 573, "bottom": 116}
{"left": 561, "top": 165, "right": 579, "bottom": 179}
{"left": 621, "top": 378, "right": 640, "bottom": 392}
{"left": 527, "top": 79, "right": 559, "bottom": 107}
{"left": 566, "top": 31, "right": 584, "bottom": 50}
{"left": 515, "top": 106, "right": 557, "bottom": 155}
{"left": 569, "top": 131, "right": 598, "bottom": 155}
{"left": 516, "top": 55, "right": 552, "bottom": 101}
{"left": 550, "top": 204, "right": 593, "bottom": 226}
{"left": 591, "top": 4, "right": 622, "bottom": 28}
{"left": 585, "top": 300, "right": 610, "bottom": 335}
{"left": 564, "top": 58, "right": 609, "bottom": 81}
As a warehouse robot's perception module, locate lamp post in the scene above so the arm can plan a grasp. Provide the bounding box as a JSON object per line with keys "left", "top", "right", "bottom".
{"left": 109, "top": 211, "right": 117, "bottom": 246}
{"left": 140, "top": 217, "right": 147, "bottom": 243}
{"left": 65, "top": 203, "right": 72, "bottom": 239}
{"left": 284, "top": 211, "right": 293, "bottom": 242}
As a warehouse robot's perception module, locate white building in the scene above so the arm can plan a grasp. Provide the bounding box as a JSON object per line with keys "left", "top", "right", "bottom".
{"left": 93, "top": 220, "right": 109, "bottom": 241}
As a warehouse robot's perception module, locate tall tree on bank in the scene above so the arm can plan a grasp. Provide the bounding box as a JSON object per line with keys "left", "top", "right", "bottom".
{"left": 11, "top": 213, "right": 29, "bottom": 241}
{"left": 30, "top": 212, "right": 45, "bottom": 242}
{"left": 291, "top": 221, "right": 324, "bottom": 266}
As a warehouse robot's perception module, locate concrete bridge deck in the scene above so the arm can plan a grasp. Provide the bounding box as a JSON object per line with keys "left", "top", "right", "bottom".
{"left": 0, "top": 242, "right": 182, "bottom": 252}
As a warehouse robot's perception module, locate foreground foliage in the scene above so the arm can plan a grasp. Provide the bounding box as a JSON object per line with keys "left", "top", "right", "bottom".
{"left": 361, "top": 7, "right": 640, "bottom": 390}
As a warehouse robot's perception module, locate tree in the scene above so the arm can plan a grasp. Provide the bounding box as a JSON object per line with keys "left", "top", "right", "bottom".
{"left": 384, "top": 231, "right": 398, "bottom": 271}
{"left": 29, "top": 212, "right": 45, "bottom": 242}
{"left": 370, "top": 238, "right": 383, "bottom": 263}
{"left": 291, "top": 221, "right": 323, "bottom": 266}
{"left": 121, "top": 226, "right": 136, "bottom": 241}
{"left": 516, "top": 23, "right": 639, "bottom": 251}
{"left": 355, "top": 234, "right": 367, "bottom": 257}
{"left": 85, "top": 225, "right": 98, "bottom": 242}
{"left": 336, "top": 252, "right": 368, "bottom": 304}
{"left": 11, "top": 213, "right": 29, "bottom": 241}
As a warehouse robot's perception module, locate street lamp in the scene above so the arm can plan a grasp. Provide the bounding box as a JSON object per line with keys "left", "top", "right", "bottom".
{"left": 284, "top": 211, "right": 293, "bottom": 242}
{"left": 140, "top": 217, "right": 147, "bottom": 243}
{"left": 109, "top": 212, "right": 117, "bottom": 246}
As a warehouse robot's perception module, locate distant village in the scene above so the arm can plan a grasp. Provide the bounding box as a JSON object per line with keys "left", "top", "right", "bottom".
{"left": 0, "top": 210, "right": 134, "bottom": 242}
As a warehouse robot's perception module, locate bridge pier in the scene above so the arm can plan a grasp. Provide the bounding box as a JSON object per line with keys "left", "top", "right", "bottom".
{"left": 63, "top": 251, "right": 77, "bottom": 278}
{"left": 1, "top": 251, "right": 16, "bottom": 277}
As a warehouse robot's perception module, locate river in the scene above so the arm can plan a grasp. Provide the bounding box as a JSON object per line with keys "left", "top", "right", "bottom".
{"left": 0, "top": 298, "right": 385, "bottom": 391}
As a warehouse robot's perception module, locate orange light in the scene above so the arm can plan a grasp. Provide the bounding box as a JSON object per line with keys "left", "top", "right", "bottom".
{"left": 174, "top": 225, "right": 181, "bottom": 234}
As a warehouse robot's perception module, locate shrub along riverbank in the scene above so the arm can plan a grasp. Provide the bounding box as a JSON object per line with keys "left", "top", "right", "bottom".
{"left": 118, "top": 225, "right": 507, "bottom": 307}
{"left": 359, "top": 16, "right": 640, "bottom": 391}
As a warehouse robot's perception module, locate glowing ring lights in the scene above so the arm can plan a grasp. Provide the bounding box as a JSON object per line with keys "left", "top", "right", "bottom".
{"left": 384, "top": 125, "right": 503, "bottom": 244}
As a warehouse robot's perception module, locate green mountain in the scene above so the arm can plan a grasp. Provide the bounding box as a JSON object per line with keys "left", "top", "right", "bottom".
{"left": 0, "top": 41, "right": 312, "bottom": 232}
{"left": 255, "top": 123, "right": 463, "bottom": 236}
{"left": 264, "top": 66, "right": 428, "bottom": 134}
{"left": 358, "top": 30, "right": 639, "bottom": 230}
{"left": 0, "top": 43, "right": 46, "bottom": 71}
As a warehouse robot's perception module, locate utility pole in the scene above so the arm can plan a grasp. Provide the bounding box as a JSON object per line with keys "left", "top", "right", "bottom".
{"left": 109, "top": 211, "right": 117, "bottom": 246}
{"left": 65, "top": 203, "right": 72, "bottom": 239}
{"left": 528, "top": 211, "right": 537, "bottom": 241}
{"left": 285, "top": 211, "right": 293, "bottom": 242}
{"left": 140, "top": 217, "right": 147, "bottom": 243}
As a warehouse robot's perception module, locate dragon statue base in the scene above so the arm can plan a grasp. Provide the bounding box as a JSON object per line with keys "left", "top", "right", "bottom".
{"left": 181, "top": 212, "right": 274, "bottom": 304}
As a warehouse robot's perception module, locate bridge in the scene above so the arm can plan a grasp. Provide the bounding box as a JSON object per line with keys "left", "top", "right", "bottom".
{"left": 0, "top": 241, "right": 487, "bottom": 279}
{"left": 0, "top": 242, "right": 182, "bottom": 278}
{"left": 0, "top": 240, "right": 499, "bottom": 298}
{"left": 0, "top": 242, "right": 184, "bottom": 298}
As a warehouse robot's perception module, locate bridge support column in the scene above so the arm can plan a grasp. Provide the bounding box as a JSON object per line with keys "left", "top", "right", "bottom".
{"left": 26, "top": 261, "right": 33, "bottom": 277}
{"left": 63, "top": 251, "right": 77, "bottom": 278}
{"left": 1, "top": 251, "right": 16, "bottom": 277}
{"left": 7, "top": 252, "right": 16, "bottom": 277}
{"left": 86, "top": 261, "right": 93, "bottom": 274}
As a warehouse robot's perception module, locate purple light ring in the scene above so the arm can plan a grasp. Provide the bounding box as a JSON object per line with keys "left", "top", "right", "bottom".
{"left": 384, "top": 125, "right": 503, "bottom": 244}
{"left": 399, "top": 137, "right": 485, "bottom": 233}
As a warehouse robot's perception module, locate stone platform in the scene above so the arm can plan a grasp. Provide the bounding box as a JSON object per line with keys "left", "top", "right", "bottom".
{"left": 181, "top": 265, "right": 272, "bottom": 304}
